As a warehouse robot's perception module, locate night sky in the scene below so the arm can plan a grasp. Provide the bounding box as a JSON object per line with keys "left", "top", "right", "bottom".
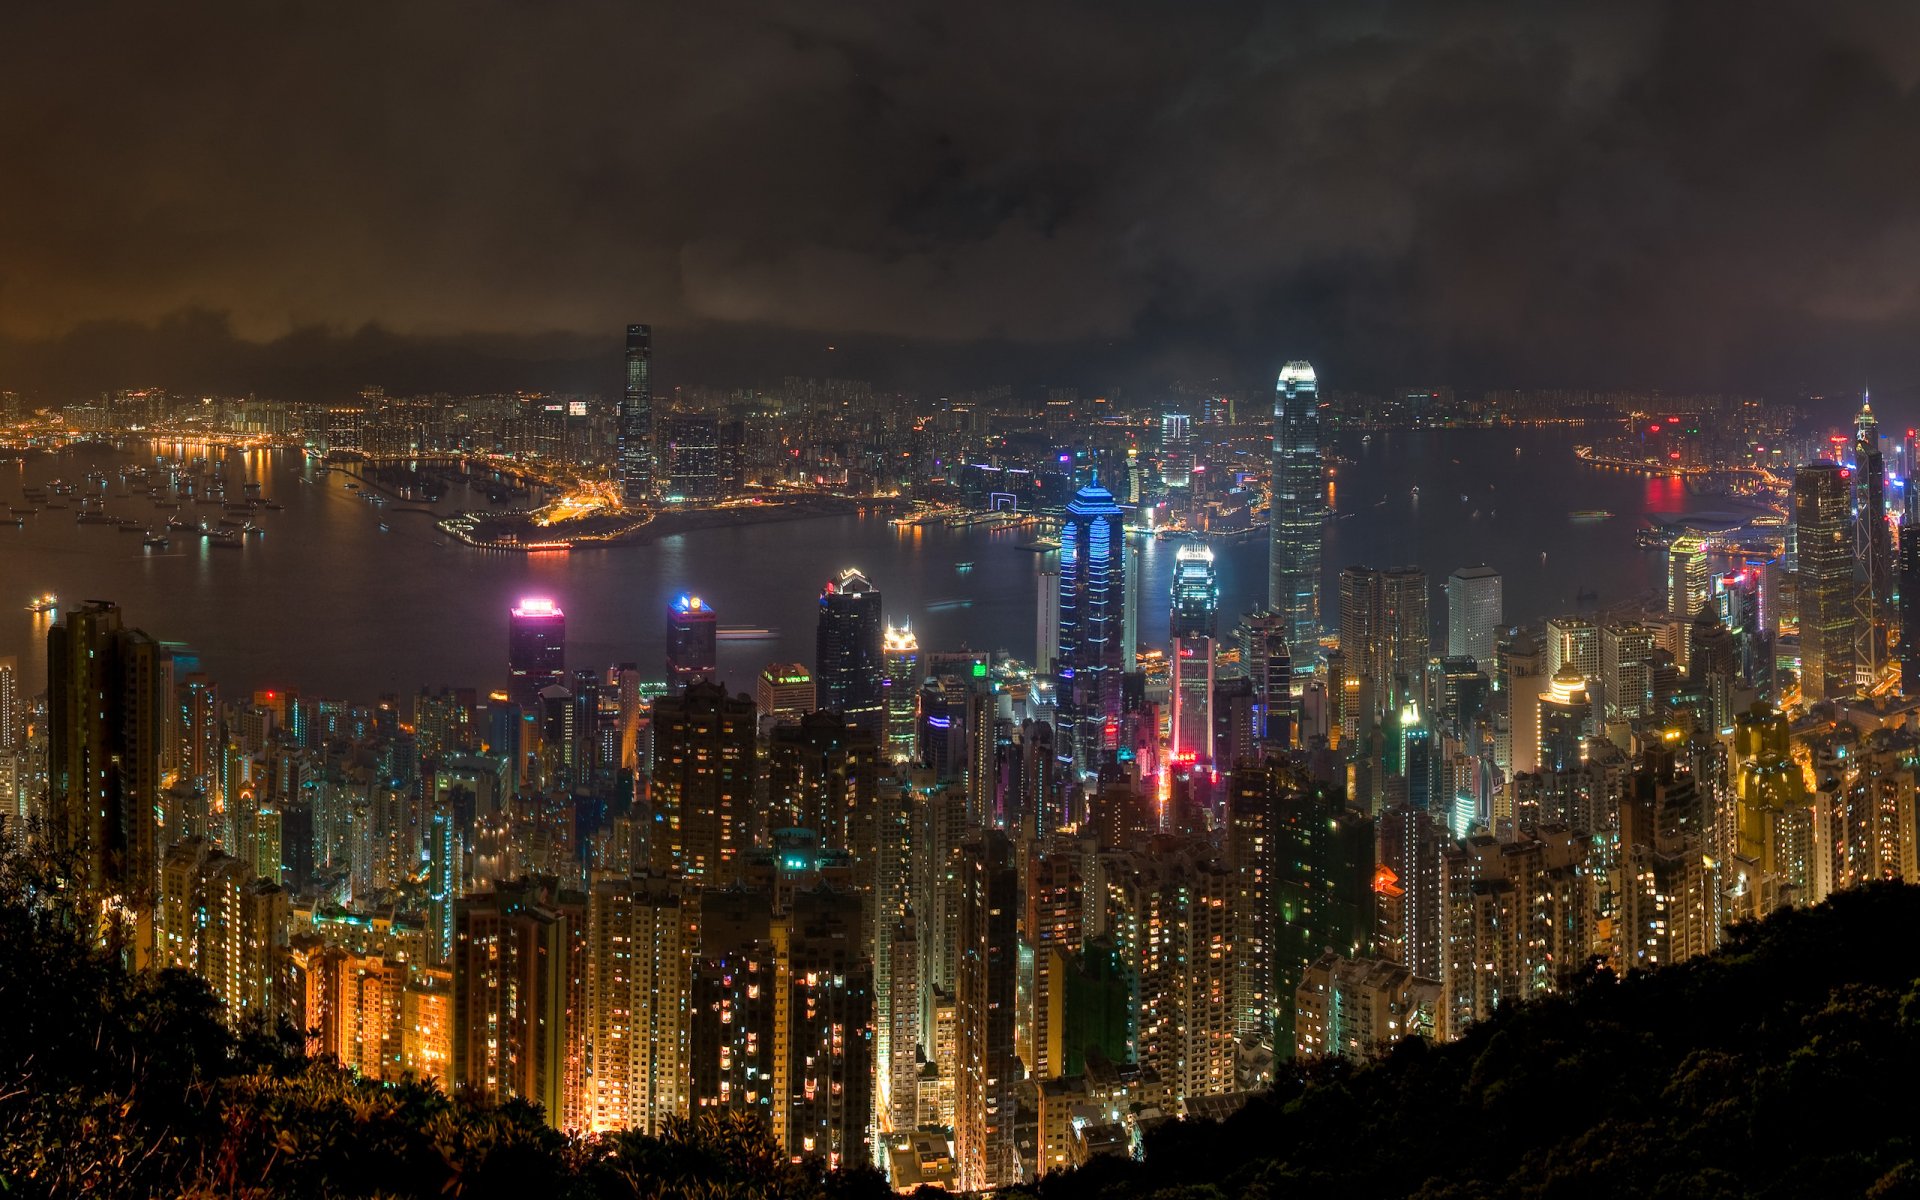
{"left": 5, "top": 1, "right": 1920, "bottom": 399}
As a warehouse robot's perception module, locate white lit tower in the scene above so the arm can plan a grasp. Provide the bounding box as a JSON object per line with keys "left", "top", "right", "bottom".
{"left": 1269, "top": 362, "right": 1324, "bottom": 654}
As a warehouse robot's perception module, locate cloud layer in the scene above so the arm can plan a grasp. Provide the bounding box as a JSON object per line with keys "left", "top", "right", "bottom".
{"left": 3, "top": 1, "right": 1919, "bottom": 395}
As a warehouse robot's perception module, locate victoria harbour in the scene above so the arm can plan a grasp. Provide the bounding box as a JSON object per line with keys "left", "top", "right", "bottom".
{"left": 0, "top": 426, "right": 1677, "bottom": 698}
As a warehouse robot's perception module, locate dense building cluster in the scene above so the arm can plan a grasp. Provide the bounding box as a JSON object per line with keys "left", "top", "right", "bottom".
{"left": 4, "top": 360, "right": 1919, "bottom": 1194}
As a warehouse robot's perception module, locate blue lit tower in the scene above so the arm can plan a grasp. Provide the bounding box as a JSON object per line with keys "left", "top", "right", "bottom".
{"left": 619, "top": 324, "right": 653, "bottom": 506}
{"left": 1057, "top": 476, "right": 1127, "bottom": 776}
{"left": 1170, "top": 544, "right": 1218, "bottom": 765}
{"left": 1269, "top": 361, "right": 1324, "bottom": 654}
{"left": 816, "top": 568, "right": 886, "bottom": 738}
{"left": 667, "top": 594, "right": 718, "bottom": 685}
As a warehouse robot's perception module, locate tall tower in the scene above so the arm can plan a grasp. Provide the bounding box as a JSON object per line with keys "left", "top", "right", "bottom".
{"left": 1855, "top": 394, "right": 1892, "bottom": 684}
{"left": 507, "top": 597, "right": 566, "bottom": 713}
{"left": 585, "top": 874, "right": 691, "bottom": 1134}
{"left": 1269, "top": 361, "right": 1324, "bottom": 653}
{"left": 1793, "top": 462, "right": 1856, "bottom": 702}
{"left": 1056, "top": 477, "right": 1127, "bottom": 777}
{"left": 648, "top": 681, "right": 757, "bottom": 883}
{"left": 666, "top": 594, "right": 718, "bottom": 686}
{"left": 1170, "top": 544, "right": 1219, "bottom": 766}
{"left": 1445, "top": 565, "right": 1503, "bottom": 663}
{"left": 48, "top": 601, "right": 167, "bottom": 956}
{"left": 1902, "top": 457, "right": 1920, "bottom": 697}
{"left": 816, "top": 569, "right": 886, "bottom": 738}
{"left": 881, "top": 621, "right": 921, "bottom": 763}
{"left": 955, "top": 830, "right": 1018, "bottom": 1190}
{"left": 619, "top": 324, "right": 653, "bottom": 506}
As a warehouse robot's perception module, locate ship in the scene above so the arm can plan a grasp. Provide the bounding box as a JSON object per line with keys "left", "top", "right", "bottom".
{"left": 25, "top": 593, "right": 57, "bottom": 613}
{"left": 1569, "top": 509, "right": 1614, "bottom": 521}
{"left": 143, "top": 532, "right": 169, "bottom": 548}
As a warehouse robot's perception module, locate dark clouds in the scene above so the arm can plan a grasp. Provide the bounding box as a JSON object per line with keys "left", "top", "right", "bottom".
{"left": 3, "top": 0, "right": 1920, "bottom": 397}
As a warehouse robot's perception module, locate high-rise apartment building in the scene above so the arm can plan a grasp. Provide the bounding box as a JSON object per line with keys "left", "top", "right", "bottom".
{"left": 585, "top": 873, "right": 692, "bottom": 1134}
{"left": 1269, "top": 361, "right": 1324, "bottom": 651}
{"left": 648, "top": 682, "right": 757, "bottom": 883}
{"left": 955, "top": 830, "right": 1019, "bottom": 1190}
{"left": 816, "top": 569, "right": 886, "bottom": 739}
{"left": 48, "top": 600, "right": 167, "bottom": 954}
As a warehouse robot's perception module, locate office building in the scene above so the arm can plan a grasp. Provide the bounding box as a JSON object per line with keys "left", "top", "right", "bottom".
{"left": 1340, "top": 565, "right": 1430, "bottom": 726}
{"left": 664, "top": 411, "right": 720, "bottom": 501}
{"left": 1793, "top": 462, "right": 1856, "bottom": 701}
{"left": 882, "top": 622, "right": 921, "bottom": 763}
{"left": 816, "top": 569, "right": 886, "bottom": 739}
{"left": 1667, "top": 535, "right": 1710, "bottom": 620}
{"left": 756, "top": 663, "right": 814, "bottom": 731}
{"left": 507, "top": 598, "right": 566, "bottom": 713}
{"left": 1269, "top": 361, "right": 1324, "bottom": 651}
{"left": 619, "top": 323, "right": 653, "bottom": 505}
{"left": 1237, "top": 610, "right": 1294, "bottom": 754}
{"left": 1903, "top": 471, "right": 1920, "bottom": 697}
{"left": 1170, "top": 544, "right": 1218, "bottom": 765}
{"left": 1057, "top": 477, "right": 1128, "bottom": 776}
{"left": 666, "top": 595, "right": 718, "bottom": 686}
{"left": 1445, "top": 566, "right": 1502, "bottom": 664}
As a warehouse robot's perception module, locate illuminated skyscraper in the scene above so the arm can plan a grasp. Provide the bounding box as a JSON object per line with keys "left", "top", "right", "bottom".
{"left": 1340, "top": 565, "right": 1430, "bottom": 727}
{"left": 1903, "top": 465, "right": 1920, "bottom": 697}
{"left": 666, "top": 595, "right": 718, "bottom": 685}
{"left": 1170, "top": 544, "right": 1218, "bottom": 766}
{"left": 1793, "top": 461, "right": 1856, "bottom": 702}
{"left": 1238, "top": 610, "right": 1293, "bottom": 753}
{"left": 882, "top": 622, "right": 921, "bottom": 762}
{"left": 1444, "top": 565, "right": 1502, "bottom": 664}
{"left": 955, "top": 830, "right": 1018, "bottom": 1190}
{"left": 452, "top": 877, "right": 585, "bottom": 1129}
{"left": 1667, "top": 535, "right": 1709, "bottom": 620}
{"left": 649, "top": 681, "right": 757, "bottom": 883}
{"left": 1057, "top": 477, "right": 1127, "bottom": 776}
{"left": 585, "top": 873, "right": 691, "bottom": 1134}
{"left": 1856, "top": 395, "right": 1892, "bottom": 681}
{"left": 0, "top": 654, "right": 16, "bottom": 752}
{"left": 816, "top": 569, "right": 886, "bottom": 739}
{"left": 619, "top": 323, "right": 653, "bottom": 506}
{"left": 1269, "top": 361, "right": 1324, "bottom": 652}
{"left": 507, "top": 598, "right": 566, "bottom": 712}
{"left": 48, "top": 600, "right": 167, "bottom": 956}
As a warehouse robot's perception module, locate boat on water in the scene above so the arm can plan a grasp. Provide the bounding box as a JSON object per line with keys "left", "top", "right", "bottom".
{"left": 717, "top": 626, "right": 778, "bottom": 641}
{"left": 166, "top": 516, "right": 193, "bottom": 531}
{"left": 26, "top": 593, "right": 57, "bottom": 613}
{"left": 377, "top": 522, "right": 391, "bottom": 532}
{"left": 1410, "top": 485, "right": 1421, "bottom": 499}
{"left": 955, "top": 562, "right": 974, "bottom": 573}
{"left": 1569, "top": 509, "right": 1614, "bottom": 521}
{"left": 143, "top": 533, "right": 168, "bottom": 548}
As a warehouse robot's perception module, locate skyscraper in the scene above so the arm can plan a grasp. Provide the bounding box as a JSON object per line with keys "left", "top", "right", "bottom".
{"left": 1269, "top": 361, "right": 1324, "bottom": 652}
{"left": 1667, "top": 536, "right": 1709, "bottom": 620}
{"left": 1902, "top": 470, "right": 1920, "bottom": 697}
{"left": 618, "top": 323, "right": 653, "bottom": 506}
{"left": 1444, "top": 565, "right": 1502, "bottom": 664}
{"left": 585, "top": 873, "right": 691, "bottom": 1134}
{"left": 649, "top": 681, "right": 757, "bottom": 883}
{"left": 666, "top": 594, "right": 718, "bottom": 686}
{"left": 1057, "top": 477, "right": 1127, "bottom": 776}
{"left": 882, "top": 622, "right": 921, "bottom": 762}
{"left": 1237, "top": 610, "right": 1294, "bottom": 754}
{"left": 955, "top": 830, "right": 1018, "bottom": 1190}
{"left": 507, "top": 598, "right": 566, "bottom": 712}
{"left": 1170, "top": 544, "right": 1219, "bottom": 766}
{"left": 1340, "top": 565, "right": 1430, "bottom": 727}
{"left": 816, "top": 569, "right": 886, "bottom": 738}
{"left": 48, "top": 601, "right": 167, "bottom": 955}
{"left": 1855, "top": 395, "right": 1892, "bottom": 682}
{"left": 1793, "top": 461, "right": 1856, "bottom": 702}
